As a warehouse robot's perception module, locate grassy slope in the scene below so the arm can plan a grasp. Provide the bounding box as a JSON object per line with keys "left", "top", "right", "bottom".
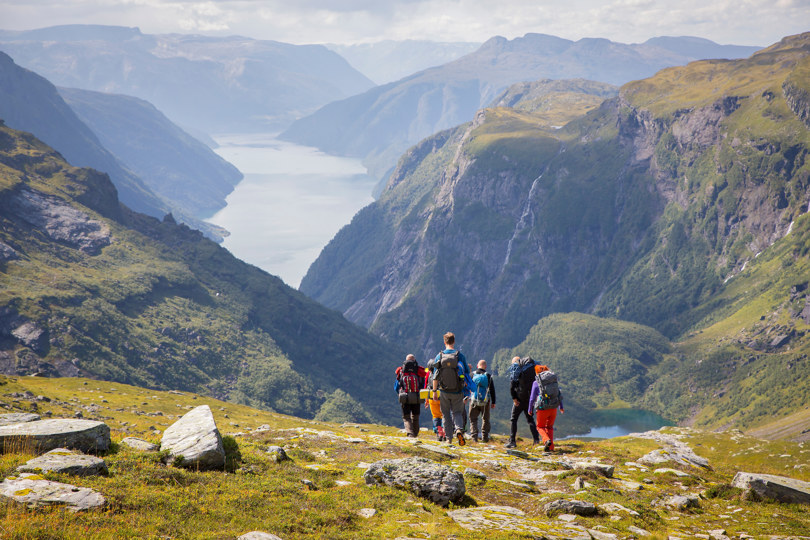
{"left": 1, "top": 375, "right": 808, "bottom": 539}
{"left": 0, "top": 124, "right": 402, "bottom": 425}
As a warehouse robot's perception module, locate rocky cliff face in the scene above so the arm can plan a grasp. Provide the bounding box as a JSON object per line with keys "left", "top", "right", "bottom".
{"left": 301, "top": 33, "right": 810, "bottom": 360}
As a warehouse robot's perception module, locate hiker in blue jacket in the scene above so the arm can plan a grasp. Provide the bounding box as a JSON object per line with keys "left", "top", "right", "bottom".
{"left": 431, "top": 332, "right": 473, "bottom": 446}
{"left": 468, "top": 359, "right": 496, "bottom": 443}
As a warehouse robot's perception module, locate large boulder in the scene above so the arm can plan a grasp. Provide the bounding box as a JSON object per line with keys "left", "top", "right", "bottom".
{"left": 543, "top": 498, "right": 598, "bottom": 516}
{"left": 0, "top": 472, "right": 106, "bottom": 512}
{"left": 160, "top": 405, "right": 225, "bottom": 470}
{"left": 363, "top": 457, "right": 465, "bottom": 507}
{"left": 0, "top": 412, "right": 41, "bottom": 426}
{"left": 0, "top": 418, "right": 110, "bottom": 454}
{"left": 17, "top": 448, "right": 108, "bottom": 476}
{"left": 731, "top": 472, "right": 810, "bottom": 504}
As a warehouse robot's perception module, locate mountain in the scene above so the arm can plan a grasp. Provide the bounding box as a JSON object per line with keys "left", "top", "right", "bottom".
{"left": 0, "top": 122, "right": 403, "bottom": 424}
{"left": 281, "top": 34, "right": 761, "bottom": 182}
{"left": 299, "top": 33, "right": 810, "bottom": 429}
{"left": 0, "top": 24, "right": 375, "bottom": 134}
{"left": 0, "top": 52, "right": 227, "bottom": 240}
{"left": 326, "top": 40, "right": 480, "bottom": 84}
{"left": 59, "top": 87, "right": 242, "bottom": 219}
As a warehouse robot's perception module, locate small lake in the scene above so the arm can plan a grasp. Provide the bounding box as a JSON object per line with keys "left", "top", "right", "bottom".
{"left": 565, "top": 409, "right": 673, "bottom": 439}
{"left": 206, "top": 134, "right": 377, "bottom": 288}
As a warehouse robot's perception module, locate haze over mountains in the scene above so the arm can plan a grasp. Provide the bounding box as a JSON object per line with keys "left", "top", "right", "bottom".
{"left": 282, "top": 34, "right": 761, "bottom": 183}
{"left": 0, "top": 24, "right": 375, "bottom": 134}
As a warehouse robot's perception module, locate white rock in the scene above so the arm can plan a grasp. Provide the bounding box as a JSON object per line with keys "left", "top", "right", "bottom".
{"left": 0, "top": 472, "right": 105, "bottom": 512}
{"left": 18, "top": 448, "right": 107, "bottom": 476}
{"left": 236, "top": 532, "right": 282, "bottom": 540}
{"left": 0, "top": 418, "right": 110, "bottom": 454}
{"left": 358, "top": 508, "right": 377, "bottom": 518}
{"left": 120, "top": 437, "right": 159, "bottom": 452}
{"left": 160, "top": 405, "right": 225, "bottom": 470}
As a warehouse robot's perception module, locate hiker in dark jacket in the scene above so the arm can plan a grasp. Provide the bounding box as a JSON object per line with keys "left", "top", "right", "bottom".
{"left": 507, "top": 355, "right": 540, "bottom": 448}
{"left": 468, "top": 359, "right": 496, "bottom": 442}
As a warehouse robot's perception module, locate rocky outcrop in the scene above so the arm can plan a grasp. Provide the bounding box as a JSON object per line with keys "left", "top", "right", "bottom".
{"left": 731, "top": 472, "right": 810, "bottom": 504}
{"left": 120, "top": 437, "right": 159, "bottom": 452}
{"left": 3, "top": 189, "right": 111, "bottom": 255}
{"left": 0, "top": 418, "right": 111, "bottom": 454}
{"left": 0, "top": 472, "right": 106, "bottom": 512}
{"left": 18, "top": 448, "right": 108, "bottom": 476}
{"left": 543, "top": 498, "right": 598, "bottom": 516}
{"left": 363, "top": 457, "right": 465, "bottom": 507}
{"left": 632, "top": 429, "right": 711, "bottom": 469}
{"left": 0, "top": 412, "right": 40, "bottom": 426}
{"left": 160, "top": 405, "right": 225, "bottom": 470}
{"left": 0, "top": 241, "right": 18, "bottom": 262}
{"left": 10, "top": 321, "right": 48, "bottom": 352}
{"left": 784, "top": 76, "right": 810, "bottom": 129}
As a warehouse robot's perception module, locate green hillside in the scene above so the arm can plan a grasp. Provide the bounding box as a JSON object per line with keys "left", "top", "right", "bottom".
{"left": 0, "top": 123, "right": 403, "bottom": 424}
{"left": 300, "top": 33, "right": 810, "bottom": 433}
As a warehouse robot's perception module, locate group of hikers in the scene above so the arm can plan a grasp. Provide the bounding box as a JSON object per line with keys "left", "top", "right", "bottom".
{"left": 394, "top": 332, "right": 564, "bottom": 450}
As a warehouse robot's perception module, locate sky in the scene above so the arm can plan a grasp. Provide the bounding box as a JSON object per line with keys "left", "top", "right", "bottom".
{"left": 1, "top": 0, "right": 808, "bottom": 47}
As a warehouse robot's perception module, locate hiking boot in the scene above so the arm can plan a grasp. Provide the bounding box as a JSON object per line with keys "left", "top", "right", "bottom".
{"left": 505, "top": 439, "right": 516, "bottom": 449}
{"left": 543, "top": 439, "right": 552, "bottom": 452}
{"left": 471, "top": 435, "right": 479, "bottom": 443}
{"left": 482, "top": 434, "right": 489, "bottom": 443}
{"left": 455, "top": 430, "right": 466, "bottom": 446}
{"left": 532, "top": 438, "right": 540, "bottom": 446}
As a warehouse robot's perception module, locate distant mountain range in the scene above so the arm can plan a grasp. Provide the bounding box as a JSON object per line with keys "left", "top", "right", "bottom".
{"left": 0, "top": 24, "right": 375, "bottom": 134}
{"left": 282, "top": 34, "right": 761, "bottom": 183}
{"left": 326, "top": 40, "right": 480, "bottom": 84}
{"left": 299, "top": 33, "right": 810, "bottom": 432}
{"left": 0, "top": 52, "right": 234, "bottom": 240}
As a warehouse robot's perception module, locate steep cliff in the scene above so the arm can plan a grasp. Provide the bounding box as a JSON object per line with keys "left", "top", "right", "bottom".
{"left": 301, "top": 34, "right": 810, "bottom": 365}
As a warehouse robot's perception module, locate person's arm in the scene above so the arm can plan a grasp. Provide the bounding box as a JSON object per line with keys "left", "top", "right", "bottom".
{"left": 559, "top": 392, "right": 564, "bottom": 413}
{"left": 489, "top": 373, "right": 496, "bottom": 406}
{"left": 528, "top": 381, "right": 539, "bottom": 412}
{"left": 510, "top": 378, "right": 519, "bottom": 402}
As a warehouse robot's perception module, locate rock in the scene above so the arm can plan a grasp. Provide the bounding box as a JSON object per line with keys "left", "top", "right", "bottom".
{"left": 505, "top": 448, "right": 538, "bottom": 461}
{"left": 358, "top": 508, "right": 377, "bottom": 518}
{"left": 17, "top": 448, "right": 108, "bottom": 476}
{"left": 0, "top": 418, "right": 110, "bottom": 453}
{"left": 120, "top": 437, "right": 159, "bottom": 452}
{"left": 653, "top": 467, "right": 692, "bottom": 477}
{"left": 11, "top": 321, "right": 48, "bottom": 352}
{"left": 448, "top": 505, "right": 589, "bottom": 537}
{"left": 588, "top": 529, "right": 619, "bottom": 540}
{"left": 598, "top": 502, "right": 639, "bottom": 516}
{"left": 573, "top": 476, "right": 585, "bottom": 490}
{"left": 266, "top": 446, "right": 289, "bottom": 463}
{"left": 633, "top": 429, "right": 710, "bottom": 469}
{"left": 615, "top": 479, "right": 644, "bottom": 491}
{"left": 236, "top": 533, "right": 283, "bottom": 540}
{"left": 544, "top": 499, "right": 598, "bottom": 516}
{"left": 658, "top": 494, "right": 700, "bottom": 510}
{"left": 575, "top": 462, "right": 614, "bottom": 478}
{"left": 464, "top": 468, "right": 487, "bottom": 482}
{"left": 5, "top": 188, "right": 111, "bottom": 255}
{"left": 0, "top": 412, "right": 41, "bottom": 426}
{"left": 160, "top": 405, "right": 225, "bottom": 470}
{"left": 0, "top": 472, "right": 105, "bottom": 512}
{"left": 731, "top": 472, "right": 810, "bottom": 504}
{"left": 558, "top": 513, "right": 578, "bottom": 522}
{"left": 363, "top": 457, "right": 465, "bottom": 507}
{"left": 0, "top": 241, "right": 18, "bottom": 262}
{"left": 628, "top": 525, "right": 652, "bottom": 537}
{"left": 301, "top": 479, "right": 316, "bottom": 490}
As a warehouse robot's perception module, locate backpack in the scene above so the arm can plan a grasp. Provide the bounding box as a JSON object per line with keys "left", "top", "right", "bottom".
{"left": 471, "top": 372, "right": 491, "bottom": 406}
{"left": 534, "top": 369, "right": 561, "bottom": 411}
{"left": 509, "top": 356, "right": 536, "bottom": 395}
{"left": 398, "top": 359, "right": 421, "bottom": 405}
{"left": 436, "top": 350, "right": 463, "bottom": 393}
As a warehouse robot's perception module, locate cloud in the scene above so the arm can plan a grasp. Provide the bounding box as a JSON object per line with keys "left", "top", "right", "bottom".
{"left": 1, "top": 0, "right": 807, "bottom": 46}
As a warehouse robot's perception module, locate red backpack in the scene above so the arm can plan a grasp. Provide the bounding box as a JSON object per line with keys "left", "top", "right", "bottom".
{"left": 398, "top": 358, "right": 421, "bottom": 404}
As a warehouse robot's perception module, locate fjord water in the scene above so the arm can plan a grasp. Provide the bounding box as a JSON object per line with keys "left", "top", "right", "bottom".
{"left": 567, "top": 409, "right": 672, "bottom": 439}
{"left": 207, "top": 134, "right": 377, "bottom": 288}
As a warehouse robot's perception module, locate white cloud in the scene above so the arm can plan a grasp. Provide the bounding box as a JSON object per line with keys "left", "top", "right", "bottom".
{"left": 0, "top": 0, "right": 807, "bottom": 46}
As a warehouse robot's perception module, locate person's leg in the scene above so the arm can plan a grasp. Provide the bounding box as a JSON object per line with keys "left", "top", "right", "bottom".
{"left": 547, "top": 409, "right": 558, "bottom": 450}
{"left": 482, "top": 404, "right": 491, "bottom": 441}
{"left": 450, "top": 393, "right": 465, "bottom": 433}
{"left": 523, "top": 406, "right": 540, "bottom": 443}
{"left": 508, "top": 404, "right": 520, "bottom": 447}
{"left": 401, "top": 403, "right": 412, "bottom": 436}
{"left": 535, "top": 409, "right": 553, "bottom": 445}
{"left": 469, "top": 403, "right": 480, "bottom": 440}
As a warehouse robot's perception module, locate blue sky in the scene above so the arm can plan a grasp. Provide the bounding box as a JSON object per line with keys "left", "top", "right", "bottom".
{"left": 2, "top": 0, "right": 808, "bottom": 46}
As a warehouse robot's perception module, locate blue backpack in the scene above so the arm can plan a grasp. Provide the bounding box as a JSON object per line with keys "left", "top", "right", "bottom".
{"left": 471, "top": 372, "right": 491, "bottom": 404}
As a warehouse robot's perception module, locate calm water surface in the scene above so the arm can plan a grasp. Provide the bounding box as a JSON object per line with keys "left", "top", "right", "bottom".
{"left": 565, "top": 409, "right": 672, "bottom": 439}
{"left": 207, "top": 134, "right": 377, "bottom": 288}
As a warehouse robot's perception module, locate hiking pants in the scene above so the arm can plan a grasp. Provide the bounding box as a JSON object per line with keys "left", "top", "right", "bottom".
{"left": 439, "top": 391, "right": 466, "bottom": 434}
{"left": 535, "top": 408, "right": 558, "bottom": 450}
{"left": 468, "top": 402, "right": 490, "bottom": 439}
{"left": 401, "top": 402, "right": 421, "bottom": 437}
{"left": 510, "top": 401, "right": 540, "bottom": 442}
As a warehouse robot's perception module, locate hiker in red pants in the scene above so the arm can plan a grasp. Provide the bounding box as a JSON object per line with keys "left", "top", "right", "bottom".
{"left": 528, "top": 364, "right": 564, "bottom": 452}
